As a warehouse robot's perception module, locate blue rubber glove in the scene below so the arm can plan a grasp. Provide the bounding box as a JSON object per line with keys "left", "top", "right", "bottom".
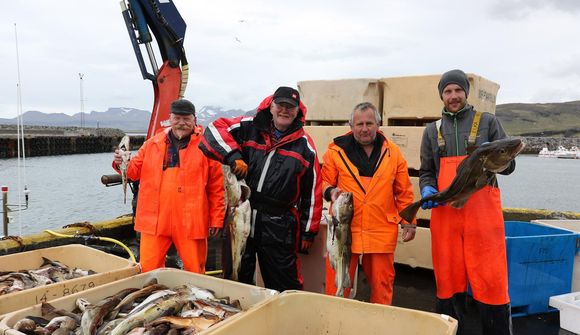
{"left": 421, "top": 185, "right": 440, "bottom": 210}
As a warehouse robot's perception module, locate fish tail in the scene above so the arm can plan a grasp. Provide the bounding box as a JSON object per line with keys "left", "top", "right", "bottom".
{"left": 400, "top": 201, "right": 421, "bottom": 223}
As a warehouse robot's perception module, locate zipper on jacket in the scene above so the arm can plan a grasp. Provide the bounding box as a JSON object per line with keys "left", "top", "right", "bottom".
{"left": 454, "top": 117, "right": 459, "bottom": 156}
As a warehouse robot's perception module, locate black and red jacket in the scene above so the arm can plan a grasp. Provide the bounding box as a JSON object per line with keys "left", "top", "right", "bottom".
{"left": 199, "top": 95, "right": 323, "bottom": 240}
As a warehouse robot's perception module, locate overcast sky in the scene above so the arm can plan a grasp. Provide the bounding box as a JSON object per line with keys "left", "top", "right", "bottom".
{"left": 1, "top": 0, "right": 580, "bottom": 119}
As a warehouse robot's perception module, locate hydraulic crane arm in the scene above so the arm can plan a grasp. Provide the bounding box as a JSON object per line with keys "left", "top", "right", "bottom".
{"left": 120, "top": 0, "right": 188, "bottom": 139}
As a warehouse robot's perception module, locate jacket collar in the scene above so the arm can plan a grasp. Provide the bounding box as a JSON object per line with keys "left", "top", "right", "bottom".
{"left": 442, "top": 103, "right": 473, "bottom": 120}
{"left": 333, "top": 130, "right": 387, "bottom": 151}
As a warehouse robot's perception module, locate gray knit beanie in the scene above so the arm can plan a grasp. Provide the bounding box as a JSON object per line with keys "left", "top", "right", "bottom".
{"left": 438, "top": 69, "right": 470, "bottom": 99}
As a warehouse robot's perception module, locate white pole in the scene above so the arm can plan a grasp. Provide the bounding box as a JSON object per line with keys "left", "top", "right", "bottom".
{"left": 14, "top": 23, "right": 24, "bottom": 236}
{"left": 79, "top": 73, "right": 85, "bottom": 128}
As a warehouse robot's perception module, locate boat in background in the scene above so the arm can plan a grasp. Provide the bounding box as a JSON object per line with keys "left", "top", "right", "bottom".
{"left": 538, "top": 146, "right": 578, "bottom": 159}
{"left": 571, "top": 146, "right": 580, "bottom": 159}
{"left": 538, "top": 147, "right": 555, "bottom": 158}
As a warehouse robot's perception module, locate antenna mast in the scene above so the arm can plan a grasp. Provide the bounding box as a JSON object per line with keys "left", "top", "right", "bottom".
{"left": 79, "top": 73, "right": 85, "bottom": 128}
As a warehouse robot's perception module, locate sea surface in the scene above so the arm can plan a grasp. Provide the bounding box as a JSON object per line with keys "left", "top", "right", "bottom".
{"left": 0, "top": 153, "right": 579, "bottom": 237}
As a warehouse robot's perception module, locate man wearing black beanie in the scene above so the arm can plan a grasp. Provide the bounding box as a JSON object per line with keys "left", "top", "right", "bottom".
{"left": 418, "top": 70, "right": 515, "bottom": 335}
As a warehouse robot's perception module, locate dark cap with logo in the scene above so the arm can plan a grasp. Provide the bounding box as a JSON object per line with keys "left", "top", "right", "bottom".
{"left": 438, "top": 69, "right": 470, "bottom": 99}
{"left": 170, "top": 99, "right": 196, "bottom": 116}
{"left": 273, "top": 86, "right": 300, "bottom": 107}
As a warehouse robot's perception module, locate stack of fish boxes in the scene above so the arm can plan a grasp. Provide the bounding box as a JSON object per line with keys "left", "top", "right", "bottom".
{"left": 0, "top": 244, "right": 140, "bottom": 317}
{"left": 298, "top": 78, "right": 382, "bottom": 126}
{"left": 381, "top": 73, "right": 500, "bottom": 123}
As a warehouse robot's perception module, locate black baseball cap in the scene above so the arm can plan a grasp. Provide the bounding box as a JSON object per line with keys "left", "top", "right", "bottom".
{"left": 170, "top": 99, "right": 196, "bottom": 115}
{"left": 273, "top": 86, "right": 300, "bottom": 107}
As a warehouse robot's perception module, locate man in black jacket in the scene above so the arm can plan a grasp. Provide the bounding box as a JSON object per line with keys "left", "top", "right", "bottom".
{"left": 199, "top": 86, "right": 323, "bottom": 292}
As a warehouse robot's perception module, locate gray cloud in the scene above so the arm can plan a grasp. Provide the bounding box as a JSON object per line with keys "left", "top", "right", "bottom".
{"left": 3, "top": 0, "right": 580, "bottom": 118}
{"left": 490, "top": 0, "right": 580, "bottom": 20}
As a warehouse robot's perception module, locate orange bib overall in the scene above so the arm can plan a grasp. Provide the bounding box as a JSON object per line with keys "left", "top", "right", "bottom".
{"left": 139, "top": 167, "right": 207, "bottom": 273}
{"left": 430, "top": 156, "right": 509, "bottom": 305}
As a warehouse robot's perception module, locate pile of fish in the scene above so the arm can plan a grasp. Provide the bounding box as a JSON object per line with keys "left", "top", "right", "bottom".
{"left": 0, "top": 257, "right": 95, "bottom": 296}
{"left": 10, "top": 279, "right": 242, "bottom": 335}
{"left": 326, "top": 192, "right": 354, "bottom": 297}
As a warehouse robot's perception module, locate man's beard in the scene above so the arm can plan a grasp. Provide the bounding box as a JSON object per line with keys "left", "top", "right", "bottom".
{"left": 173, "top": 126, "right": 192, "bottom": 139}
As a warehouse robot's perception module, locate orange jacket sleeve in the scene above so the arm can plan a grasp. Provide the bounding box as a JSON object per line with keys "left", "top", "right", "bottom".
{"left": 205, "top": 157, "right": 225, "bottom": 229}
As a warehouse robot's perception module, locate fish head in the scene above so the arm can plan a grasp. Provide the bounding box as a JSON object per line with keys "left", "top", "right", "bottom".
{"left": 222, "top": 165, "right": 242, "bottom": 206}
{"left": 332, "top": 192, "right": 354, "bottom": 226}
{"left": 119, "top": 135, "right": 130, "bottom": 151}
{"left": 479, "top": 138, "right": 525, "bottom": 172}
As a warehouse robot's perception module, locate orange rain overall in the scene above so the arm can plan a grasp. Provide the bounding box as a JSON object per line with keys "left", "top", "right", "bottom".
{"left": 430, "top": 156, "right": 509, "bottom": 305}
{"left": 139, "top": 166, "right": 207, "bottom": 273}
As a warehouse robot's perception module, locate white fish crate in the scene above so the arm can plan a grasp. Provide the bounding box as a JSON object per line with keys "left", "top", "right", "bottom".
{"left": 0, "top": 244, "right": 140, "bottom": 317}
{"left": 549, "top": 292, "right": 580, "bottom": 334}
{"left": 209, "top": 291, "right": 458, "bottom": 335}
{"left": 0, "top": 268, "right": 278, "bottom": 335}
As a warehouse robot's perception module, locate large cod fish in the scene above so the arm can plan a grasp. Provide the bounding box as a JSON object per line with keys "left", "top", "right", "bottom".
{"left": 326, "top": 192, "right": 354, "bottom": 297}
{"left": 400, "top": 138, "right": 525, "bottom": 223}
{"left": 222, "top": 166, "right": 251, "bottom": 281}
{"left": 118, "top": 135, "right": 131, "bottom": 204}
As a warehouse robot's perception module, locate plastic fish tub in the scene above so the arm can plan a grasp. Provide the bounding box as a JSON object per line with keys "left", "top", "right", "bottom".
{"left": 0, "top": 268, "right": 278, "bottom": 335}
{"left": 549, "top": 292, "right": 580, "bottom": 334}
{"left": 532, "top": 220, "right": 580, "bottom": 292}
{"left": 0, "top": 244, "right": 140, "bottom": 317}
{"left": 505, "top": 221, "right": 578, "bottom": 316}
{"left": 209, "top": 291, "right": 458, "bottom": 335}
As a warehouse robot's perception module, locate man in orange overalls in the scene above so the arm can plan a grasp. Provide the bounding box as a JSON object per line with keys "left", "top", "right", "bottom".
{"left": 419, "top": 70, "right": 516, "bottom": 335}
{"left": 113, "top": 99, "right": 225, "bottom": 273}
{"left": 322, "top": 102, "right": 416, "bottom": 305}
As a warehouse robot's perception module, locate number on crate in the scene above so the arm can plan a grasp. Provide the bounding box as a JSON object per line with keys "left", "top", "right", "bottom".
{"left": 36, "top": 293, "right": 48, "bottom": 304}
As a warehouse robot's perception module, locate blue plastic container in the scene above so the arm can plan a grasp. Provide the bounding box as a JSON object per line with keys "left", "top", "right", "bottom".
{"left": 505, "top": 221, "right": 578, "bottom": 316}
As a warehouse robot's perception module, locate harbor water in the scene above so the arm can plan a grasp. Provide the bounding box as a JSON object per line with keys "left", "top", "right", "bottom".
{"left": 0, "top": 153, "right": 579, "bottom": 237}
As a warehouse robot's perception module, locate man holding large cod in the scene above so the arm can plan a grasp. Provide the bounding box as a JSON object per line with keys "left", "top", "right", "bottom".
{"left": 419, "top": 69, "right": 516, "bottom": 335}
{"left": 322, "top": 102, "right": 416, "bottom": 305}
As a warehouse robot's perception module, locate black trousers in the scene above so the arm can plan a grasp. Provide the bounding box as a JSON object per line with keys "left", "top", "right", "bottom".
{"left": 238, "top": 209, "right": 302, "bottom": 292}
{"left": 436, "top": 292, "right": 513, "bottom": 335}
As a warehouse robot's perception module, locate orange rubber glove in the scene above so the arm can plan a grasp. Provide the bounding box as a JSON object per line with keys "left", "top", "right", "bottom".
{"left": 230, "top": 159, "right": 248, "bottom": 179}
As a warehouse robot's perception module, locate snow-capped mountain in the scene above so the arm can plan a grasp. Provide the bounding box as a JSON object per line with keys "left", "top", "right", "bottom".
{"left": 0, "top": 106, "right": 250, "bottom": 132}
